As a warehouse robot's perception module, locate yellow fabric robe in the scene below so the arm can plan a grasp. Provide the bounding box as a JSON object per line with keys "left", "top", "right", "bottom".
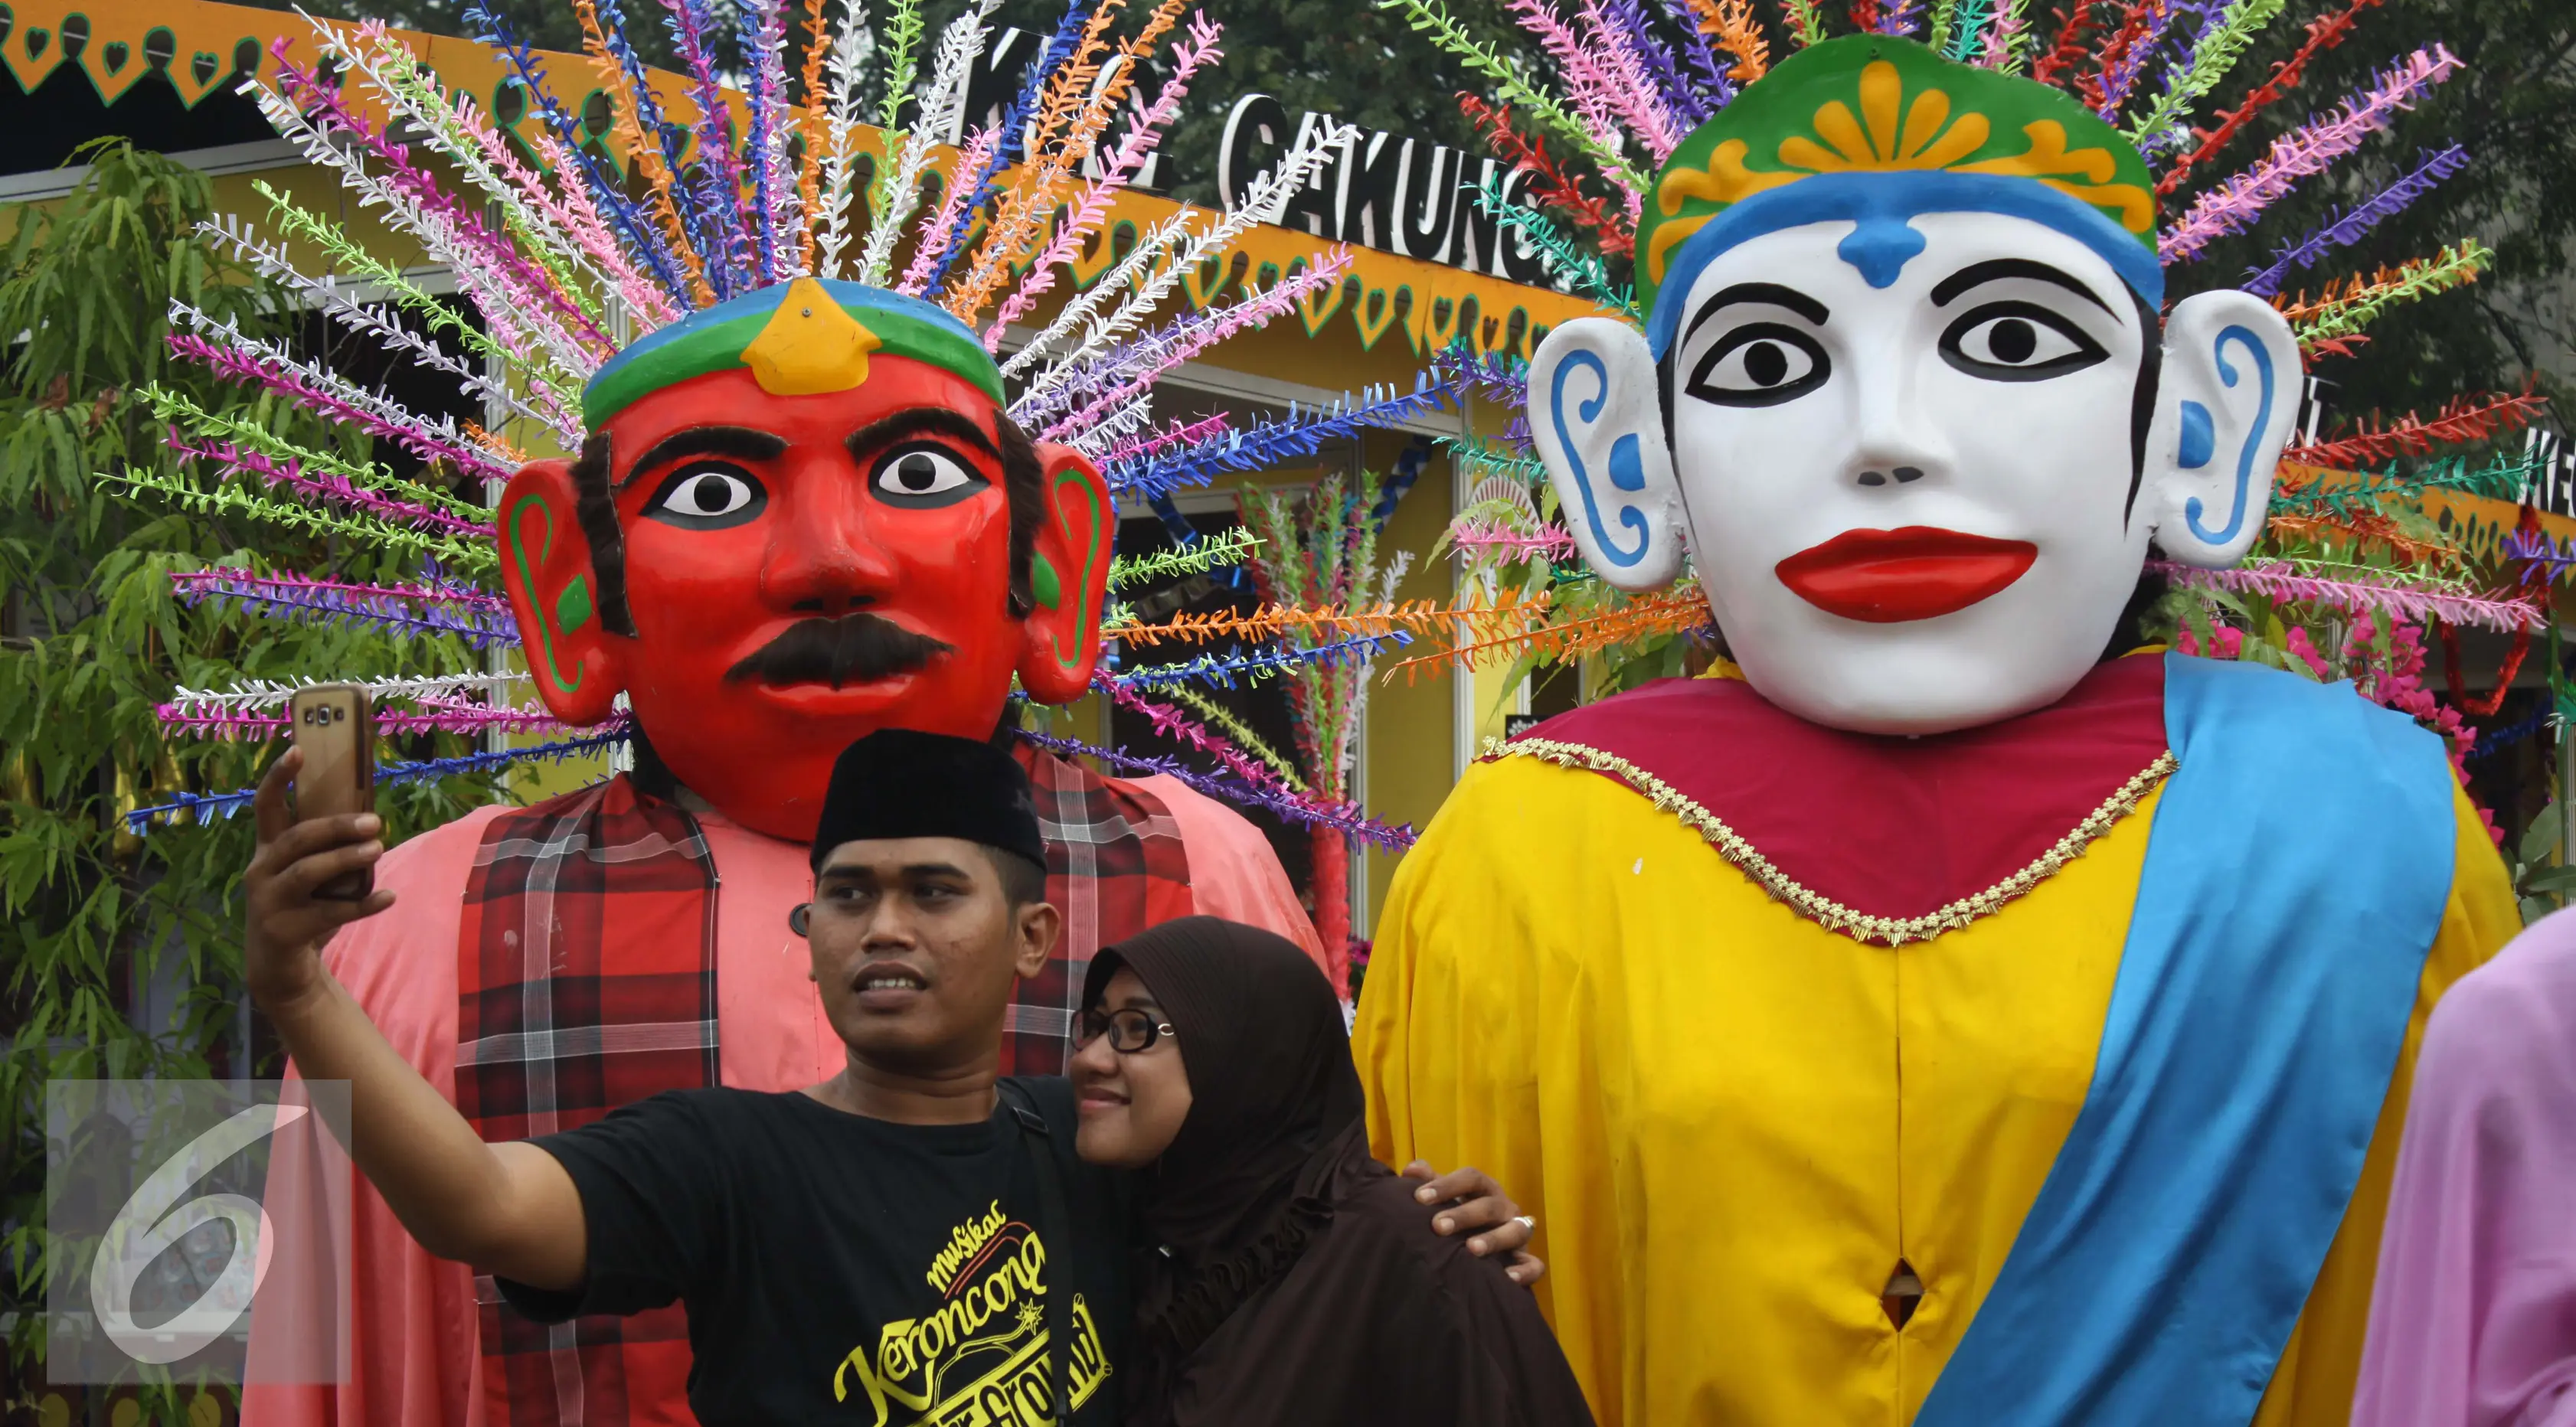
{"left": 1355, "top": 752, "right": 2516, "bottom": 1427}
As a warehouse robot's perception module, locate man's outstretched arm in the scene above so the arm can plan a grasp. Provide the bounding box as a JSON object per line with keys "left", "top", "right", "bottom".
{"left": 245, "top": 748, "right": 586, "bottom": 1291}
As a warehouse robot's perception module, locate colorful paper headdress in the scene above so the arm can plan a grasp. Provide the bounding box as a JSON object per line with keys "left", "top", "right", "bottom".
{"left": 1393, "top": 0, "right": 2477, "bottom": 351}
{"left": 172, "top": 0, "right": 1385, "bottom": 463}
{"left": 1641, "top": 35, "right": 2161, "bottom": 350}
{"left": 125, "top": 0, "right": 1463, "bottom": 849}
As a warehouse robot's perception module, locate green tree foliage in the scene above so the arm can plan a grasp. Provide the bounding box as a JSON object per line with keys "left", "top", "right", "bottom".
{"left": 2163, "top": 0, "right": 2576, "bottom": 413}
{"left": 0, "top": 140, "right": 502, "bottom": 1416}
{"left": 2504, "top": 798, "right": 2576, "bottom": 921}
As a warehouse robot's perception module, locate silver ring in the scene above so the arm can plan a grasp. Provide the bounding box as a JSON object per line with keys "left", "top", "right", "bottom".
{"left": 1513, "top": 1214, "right": 1538, "bottom": 1232}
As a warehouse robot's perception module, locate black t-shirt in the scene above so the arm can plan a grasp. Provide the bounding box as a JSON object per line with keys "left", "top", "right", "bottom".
{"left": 499, "top": 1079, "right": 1128, "bottom": 1427}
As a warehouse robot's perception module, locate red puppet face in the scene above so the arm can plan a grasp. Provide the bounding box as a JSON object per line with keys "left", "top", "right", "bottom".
{"left": 497, "top": 357, "right": 1113, "bottom": 841}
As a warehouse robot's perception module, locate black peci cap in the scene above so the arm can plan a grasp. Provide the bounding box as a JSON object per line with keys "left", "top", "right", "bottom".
{"left": 809, "top": 729, "right": 1048, "bottom": 874}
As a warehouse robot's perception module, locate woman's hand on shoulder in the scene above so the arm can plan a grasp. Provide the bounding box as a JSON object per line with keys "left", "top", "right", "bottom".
{"left": 1401, "top": 1161, "right": 1545, "bottom": 1287}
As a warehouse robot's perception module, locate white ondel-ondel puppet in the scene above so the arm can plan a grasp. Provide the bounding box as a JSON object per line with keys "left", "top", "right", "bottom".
{"left": 1355, "top": 33, "right": 2519, "bottom": 1427}
{"left": 1538, "top": 210, "right": 2290, "bottom": 731}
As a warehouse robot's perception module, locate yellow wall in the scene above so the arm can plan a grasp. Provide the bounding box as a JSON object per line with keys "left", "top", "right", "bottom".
{"left": 1358, "top": 428, "right": 1462, "bottom": 932}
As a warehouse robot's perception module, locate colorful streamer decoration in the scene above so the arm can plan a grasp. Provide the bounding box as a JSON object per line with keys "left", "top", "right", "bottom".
{"left": 1102, "top": 376, "right": 1459, "bottom": 500}
{"left": 1457, "top": 94, "right": 1637, "bottom": 255}
{"left": 1165, "top": 684, "right": 1309, "bottom": 790}
{"left": 2243, "top": 145, "right": 2468, "bottom": 297}
{"left": 2157, "top": 45, "right": 2460, "bottom": 263}
{"left": 1094, "top": 676, "right": 1305, "bottom": 797}
{"left": 1390, "top": 589, "right": 1718, "bottom": 678}
{"left": 100, "top": 465, "right": 496, "bottom": 571}
{"left": 1108, "top": 528, "right": 1267, "bottom": 589}
{"left": 1467, "top": 175, "right": 1639, "bottom": 316}
{"left": 2271, "top": 240, "right": 2491, "bottom": 356}
{"left": 2149, "top": 559, "right": 2548, "bottom": 634}
{"left": 1449, "top": 522, "right": 1581, "bottom": 560}
{"left": 1107, "top": 633, "right": 1416, "bottom": 691}
{"left": 1102, "top": 415, "right": 1236, "bottom": 467}
{"left": 171, "top": 569, "right": 521, "bottom": 648}
{"left": 2282, "top": 387, "right": 2547, "bottom": 469}
{"left": 161, "top": 672, "right": 534, "bottom": 717}
{"left": 1106, "top": 592, "right": 1555, "bottom": 648}
{"left": 1016, "top": 727, "right": 1417, "bottom": 850}
{"left": 2158, "top": 0, "right": 2383, "bottom": 195}
{"left": 2264, "top": 511, "right": 2460, "bottom": 568}
{"left": 2270, "top": 450, "right": 2542, "bottom": 518}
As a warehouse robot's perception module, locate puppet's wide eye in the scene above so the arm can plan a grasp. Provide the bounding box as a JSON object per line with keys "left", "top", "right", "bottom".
{"left": 1683, "top": 325, "right": 1830, "bottom": 408}
{"left": 1940, "top": 302, "right": 2108, "bottom": 382}
{"left": 642, "top": 462, "right": 767, "bottom": 530}
{"left": 870, "top": 443, "right": 989, "bottom": 509}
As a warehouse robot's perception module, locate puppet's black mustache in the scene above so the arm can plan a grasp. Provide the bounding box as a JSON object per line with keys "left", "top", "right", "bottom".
{"left": 725, "top": 614, "right": 955, "bottom": 688}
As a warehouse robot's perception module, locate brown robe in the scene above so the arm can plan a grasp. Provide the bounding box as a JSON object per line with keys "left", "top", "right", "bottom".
{"left": 1087, "top": 917, "right": 1597, "bottom": 1427}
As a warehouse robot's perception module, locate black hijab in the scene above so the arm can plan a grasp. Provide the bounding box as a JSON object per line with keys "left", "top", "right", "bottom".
{"left": 1085, "top": 916, "right": 1362, "bottom": 1253}
{"left": 1082, "top": 919, "right": 1363, "bottom": 1377}
{"left": 1086, "top": 918, "right": 1600, "bottom": 1427}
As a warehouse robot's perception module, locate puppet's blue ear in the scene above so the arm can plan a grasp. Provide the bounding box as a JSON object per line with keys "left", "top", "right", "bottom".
{"left": 2144, "top": 291, "right": 2303, "bottom": 569}
{"left": 1528, "top": 318, "right": 1687, "bottom": 592}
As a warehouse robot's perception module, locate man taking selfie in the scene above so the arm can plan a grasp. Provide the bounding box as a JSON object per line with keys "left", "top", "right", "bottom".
{"left": 244, "top": 729, "right": 1534, "bottom": 1424}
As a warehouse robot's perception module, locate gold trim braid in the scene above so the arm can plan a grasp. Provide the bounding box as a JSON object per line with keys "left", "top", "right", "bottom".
{"left": 1481, "top": 736, "right": 2179, "bottom": 947}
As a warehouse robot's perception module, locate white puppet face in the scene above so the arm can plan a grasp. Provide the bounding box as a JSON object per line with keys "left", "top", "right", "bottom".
{"left": 1669, "top": 212, "right": 2150, "bottom": 730}
{"left": 1530, "top": 207, "right": 2300, "bottom": 734}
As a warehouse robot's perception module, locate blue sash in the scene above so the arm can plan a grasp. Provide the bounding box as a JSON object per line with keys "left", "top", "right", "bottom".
{"left": 1916, "top": 652, "right": 2457, "bottom": 1427}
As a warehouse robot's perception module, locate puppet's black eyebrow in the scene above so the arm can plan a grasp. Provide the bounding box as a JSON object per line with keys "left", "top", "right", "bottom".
{"left": 844, "top": 407, "right": 1002, "bottom": 462}
{"left": 1680, "top": 282, "right": 1832, "bottom": 346}
{"left": 1930, "top": 259, "right": 2117, "bottom": 315}
{"left": 619, "top": 426, "right": 786, "bottom": 488}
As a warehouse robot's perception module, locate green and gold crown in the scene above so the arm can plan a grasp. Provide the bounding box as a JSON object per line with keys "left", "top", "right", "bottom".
{"left": 1639, "top": 35, "right": 2162, "bottom": 353}
{"left": 582, "top": 278, "right": 1008, "bottom": 427}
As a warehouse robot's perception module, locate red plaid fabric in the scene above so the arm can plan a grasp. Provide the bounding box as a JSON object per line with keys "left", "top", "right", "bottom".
{"left": 1003, "top": 744, "right": 1195, "bottom": 1074}
{"left": 455, "top": 776, "right": 716, "bottom": 1427}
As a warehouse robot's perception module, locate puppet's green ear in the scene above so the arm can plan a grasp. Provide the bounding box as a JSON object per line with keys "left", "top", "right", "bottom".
{"left": 1015, "top": 445, "right": 1112, "bottom": 703}
{"left": 498, "top": 460, "right": 628, "bottom": 724}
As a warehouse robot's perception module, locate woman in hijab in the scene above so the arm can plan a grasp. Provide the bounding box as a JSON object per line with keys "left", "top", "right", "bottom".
{"left": 1070, "top": 915, "right": 1596, "bottom": 1427}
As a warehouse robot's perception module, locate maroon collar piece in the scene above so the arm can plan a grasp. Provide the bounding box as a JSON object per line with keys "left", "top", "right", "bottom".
{"left": 1494, "top": 655, "right": 2176, "bottom": 942}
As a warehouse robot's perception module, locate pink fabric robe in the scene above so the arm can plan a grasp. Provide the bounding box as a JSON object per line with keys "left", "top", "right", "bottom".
{"left": 2350, "top": 906, "right": 2576, "bottom": 1427}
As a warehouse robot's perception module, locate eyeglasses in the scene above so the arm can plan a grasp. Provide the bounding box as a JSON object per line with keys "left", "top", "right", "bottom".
{"left": 1075, "top": 1007, "right": 1178, "bottom": 1054}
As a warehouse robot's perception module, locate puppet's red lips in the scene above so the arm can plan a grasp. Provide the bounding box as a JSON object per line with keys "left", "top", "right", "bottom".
{"left": 1773, "top": 527, "right": 2038, "bottom": 623}
{"left": 749, "top": 674, "right": 920, "bottom": 713}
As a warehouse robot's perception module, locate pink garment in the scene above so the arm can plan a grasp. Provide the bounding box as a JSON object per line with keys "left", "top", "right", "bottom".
{"left": 2350, "top": 906, "right": 2576, "bottom": 1427}
{"left": 1129, "top": 773, "right": 1326, "bottom": 965}
{"left": 245, "top": 776, "right": 1317, "bottom": 1427}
